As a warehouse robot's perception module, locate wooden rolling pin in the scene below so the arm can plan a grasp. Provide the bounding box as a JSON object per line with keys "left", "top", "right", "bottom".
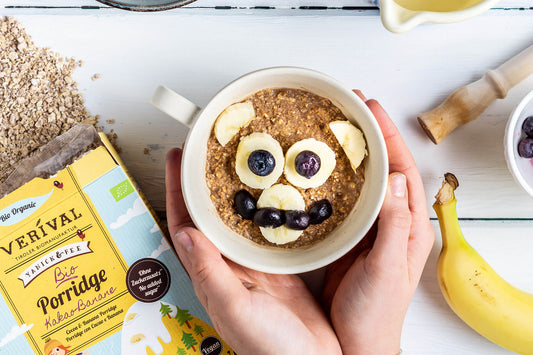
{"left": 418, "top": 44, "right": 533, "bottom": 144}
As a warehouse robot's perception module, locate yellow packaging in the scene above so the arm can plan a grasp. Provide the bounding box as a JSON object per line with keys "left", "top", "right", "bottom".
{"left": 0, "top": 131, "right": 234, "bottom": 355}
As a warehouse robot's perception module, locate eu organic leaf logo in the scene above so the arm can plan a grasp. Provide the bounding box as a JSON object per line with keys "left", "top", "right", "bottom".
{"left": 110, "top": 179, "right": 134, "bottom": 202}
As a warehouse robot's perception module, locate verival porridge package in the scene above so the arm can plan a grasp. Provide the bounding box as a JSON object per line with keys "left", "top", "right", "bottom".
{"left": 0, "top": 125, "right": 234, "bottom": 355}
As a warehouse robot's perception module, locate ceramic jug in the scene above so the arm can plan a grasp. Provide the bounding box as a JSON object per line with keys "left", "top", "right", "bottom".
{"left": 375, "top": 0, "right": 501, "bottom": 33}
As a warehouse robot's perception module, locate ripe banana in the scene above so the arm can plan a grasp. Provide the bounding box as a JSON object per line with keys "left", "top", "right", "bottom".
{"left": 434, "top": 173, "right": 533, "bottom": 354}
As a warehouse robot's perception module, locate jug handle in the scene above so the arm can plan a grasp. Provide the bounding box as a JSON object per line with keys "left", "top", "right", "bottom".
{"left": 151, "top": 85, "right": 200, "bottom": 128}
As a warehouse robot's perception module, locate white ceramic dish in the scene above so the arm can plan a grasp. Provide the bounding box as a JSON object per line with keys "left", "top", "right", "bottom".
{"left": 378, "top": 0, "right": 500, "bottom": 33}
{"left": 152, "top": 67, "right": 388, "bottom": 274}
{"left": 504, "top": 89, "right": 533, "bottom": 198}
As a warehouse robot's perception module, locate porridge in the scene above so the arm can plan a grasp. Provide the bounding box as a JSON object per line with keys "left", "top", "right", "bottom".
{"left": 205, "top": 88, "right": 367, "bottom": 248}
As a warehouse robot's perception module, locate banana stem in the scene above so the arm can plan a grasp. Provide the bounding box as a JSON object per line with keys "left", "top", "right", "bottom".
{"left": 434, "top": 173, "right": 459, "bottom": 205}
{"left": 433, "top": 173, "right": 466, "bottom": 249}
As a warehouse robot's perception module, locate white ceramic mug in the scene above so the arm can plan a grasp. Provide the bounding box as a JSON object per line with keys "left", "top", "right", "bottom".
{"left": 377, "top": 0, "right": 500, "bottom": 33}
{"left": 152, "top": 67, "right": 388, "bottom": 274}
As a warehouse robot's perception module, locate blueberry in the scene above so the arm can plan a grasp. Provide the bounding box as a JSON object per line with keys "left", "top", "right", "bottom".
{"left": 248, "top": 150, "right": 276, "bottom": 176}
{"left": 522, "top": 116, "right": 533, "bottom": 137}
{"left": 285, "top": 210, "right": 310, "bottom": 230}
{"left": 253, "top": 208, "right": 285, "bottom": 228}
{"left": 234, "top": 190, "right": 257, "bottom": 220}
{"left": 295, "top": 150, "right": 321, "bottom": 178}
{"left": 518, "top": 137, "right": 533, "bottom": 158}
{"left": 308, "top": 199, "right": 333, "bottom": 224}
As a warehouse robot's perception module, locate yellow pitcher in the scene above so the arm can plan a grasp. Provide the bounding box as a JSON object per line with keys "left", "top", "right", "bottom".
{"left": 376, "top": 0, "right": 500, "bottom": 32}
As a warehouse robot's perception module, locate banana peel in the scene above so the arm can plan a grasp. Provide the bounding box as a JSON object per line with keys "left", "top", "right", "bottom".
{"left": 434, "top": 173, "right": 533, "bottom": 354}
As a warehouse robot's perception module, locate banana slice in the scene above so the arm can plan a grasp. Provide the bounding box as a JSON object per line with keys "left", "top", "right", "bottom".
{"left": 329, "top": 120, "right": 367, "bottom": 172}
{"left": 214, "top": 101, "right": 255, "bottom": 146}
{"left": 235, "top": 132, "right": 284, "bottom": 189}
{"left": 257, "top": 184, "right": 305, "bottom": 244}
{"left": 125, "top": 312, "right": 138, "bottom": 323}
{"left": 284, "top": 138, "right": 336, "bottom": 189}
{"left": 130, "top": 333, "right": 145, "bottom": 344}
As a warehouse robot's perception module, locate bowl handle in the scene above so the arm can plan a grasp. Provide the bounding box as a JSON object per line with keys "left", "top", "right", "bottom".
{"left": 151, "top": 85, "right": 200, "bottom": 128}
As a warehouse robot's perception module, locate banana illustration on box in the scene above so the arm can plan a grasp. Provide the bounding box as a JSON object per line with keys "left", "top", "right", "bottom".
{"left": 122, "top": 301, "right": 234, "bottom": 355}
{"left": 215, "top": 100, "right": 367, "bottom": 245}
{"left": 434, "top": 173, "right": 533, "bottom": 354}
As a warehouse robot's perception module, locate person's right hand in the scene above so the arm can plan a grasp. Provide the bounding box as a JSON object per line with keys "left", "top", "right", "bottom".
{"left": 166, "top": 148, "right": 342, "bottom": 355}
{"left": 321, "top": 91, "right": 435, "bottom": 355}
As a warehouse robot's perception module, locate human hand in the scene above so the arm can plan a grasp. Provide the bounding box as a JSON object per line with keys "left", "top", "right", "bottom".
{"left": 321, "top": 90, "right": 435, "bottom": 355}
{"left": 166, "top": 148, "right": 342, "bottom": 355}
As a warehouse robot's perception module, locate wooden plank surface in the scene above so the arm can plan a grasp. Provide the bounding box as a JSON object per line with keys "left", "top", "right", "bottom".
{"left": 2, "top": 11, "right": 532, "bottom": 218}
{"left": 1, "top": 0, "right": 532, "bottom": 8}
{"left": 1, "top": 7, "right": 533, "bottom": 354}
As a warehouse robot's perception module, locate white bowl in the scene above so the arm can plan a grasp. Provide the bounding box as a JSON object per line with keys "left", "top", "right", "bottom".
{"left": 153, "top": 67, "right": 388, "bottom": 274}
{"left": 504, "top": 89, "right": 533, "bottom": 197}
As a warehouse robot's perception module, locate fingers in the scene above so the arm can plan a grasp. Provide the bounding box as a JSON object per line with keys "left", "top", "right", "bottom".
{"left": 322, "top": 224, "right": 377, "bottom": 311}
{"left": 365, "top": 100, "right": 417, "bottom": 179}
{"left": 172, "top": 227, "right": 246, "bottom": 313}
{"left": 372, "top": 173, "right": 411, "bottom": 262}
{"left": 352, "top": 91, "right": 424, "bottom": 207}
{"left": 165, "top": 148, "right": 194, "bottom": 237}
{"left": 354, "top": 91, "right": 434, "bottom": 277}
{"left": 166, "top": 150, "right": 249, "bottom": 321}
{"left": 353, "top": 89, "right": 367, "bottom": 102}
{"left": 364, "top": 99, "right": 427, "bottom": 217}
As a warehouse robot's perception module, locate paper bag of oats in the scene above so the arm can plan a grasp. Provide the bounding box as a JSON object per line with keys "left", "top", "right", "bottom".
{"left": 0, "top": 124, "right": 101, "bottom": 197}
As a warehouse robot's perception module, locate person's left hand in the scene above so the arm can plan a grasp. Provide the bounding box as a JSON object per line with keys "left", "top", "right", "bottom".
{"left": 166, "top": 148, "right": 342, "bottom": 355}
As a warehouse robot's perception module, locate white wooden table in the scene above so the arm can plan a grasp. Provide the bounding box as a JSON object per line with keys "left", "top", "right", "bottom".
{"left": 2, "top": 1, "right": 533, "bottom": 353}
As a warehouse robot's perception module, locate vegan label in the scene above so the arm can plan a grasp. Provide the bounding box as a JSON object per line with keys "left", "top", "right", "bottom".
{"left": 200, "top": 336, "right": 223, "bottom": 355}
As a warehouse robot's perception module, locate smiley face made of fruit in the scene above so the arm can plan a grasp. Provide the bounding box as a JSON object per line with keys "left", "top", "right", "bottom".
{"left": 213, "top": 99, "right": 367, "bottom": 246}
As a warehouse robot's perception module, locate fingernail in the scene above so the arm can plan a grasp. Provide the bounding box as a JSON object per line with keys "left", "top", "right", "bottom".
{"left": 174, "top": 230, "right": 194, "bottom": 253}
{"left": 391, "top": 173, "right": 406, "bottom": 198}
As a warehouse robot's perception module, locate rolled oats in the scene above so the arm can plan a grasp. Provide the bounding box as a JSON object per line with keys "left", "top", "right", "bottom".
{"left": 0, "top": 17, "right": 97, "bottom": 182}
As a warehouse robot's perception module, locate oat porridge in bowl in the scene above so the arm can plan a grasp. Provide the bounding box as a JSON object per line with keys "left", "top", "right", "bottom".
{"left": 207, "top": 88, "right": 367, "bottom": 248}
{"left": 152, "top": 67, "right": 388, "bottom": 273}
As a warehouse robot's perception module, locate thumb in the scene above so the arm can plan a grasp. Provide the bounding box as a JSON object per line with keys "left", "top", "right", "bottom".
{"left": 372, "top": 173, "right": 411, "bottom": 260}
{"left": 172, "top": 227, "right": 246, "bottom": 313}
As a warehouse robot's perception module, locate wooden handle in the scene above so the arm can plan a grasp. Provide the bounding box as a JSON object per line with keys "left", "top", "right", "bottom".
{"left": 418, "top": 44, "right": 533, "bottom": 144}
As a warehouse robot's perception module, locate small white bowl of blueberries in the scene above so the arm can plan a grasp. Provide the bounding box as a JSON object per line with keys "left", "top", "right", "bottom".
{"left": 505, "top": 89, "right": 533, "bottom": 197}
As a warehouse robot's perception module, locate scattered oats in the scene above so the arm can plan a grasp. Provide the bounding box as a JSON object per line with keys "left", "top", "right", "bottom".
{"left": 0, "top": 17, "right": 98, "bottom": 183}
{"left": 106, "top": 119, "right": 115, "bottom": 124}
{"left": 91, "top": 73, "right": 101, "bottom": 81}
{"left": 107, "top": 132, "right": 120, "bottom": 153}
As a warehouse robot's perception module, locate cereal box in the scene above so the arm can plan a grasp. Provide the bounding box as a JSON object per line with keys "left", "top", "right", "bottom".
{"left": 0, "top": 127, "right": 234, "bottom": 355}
